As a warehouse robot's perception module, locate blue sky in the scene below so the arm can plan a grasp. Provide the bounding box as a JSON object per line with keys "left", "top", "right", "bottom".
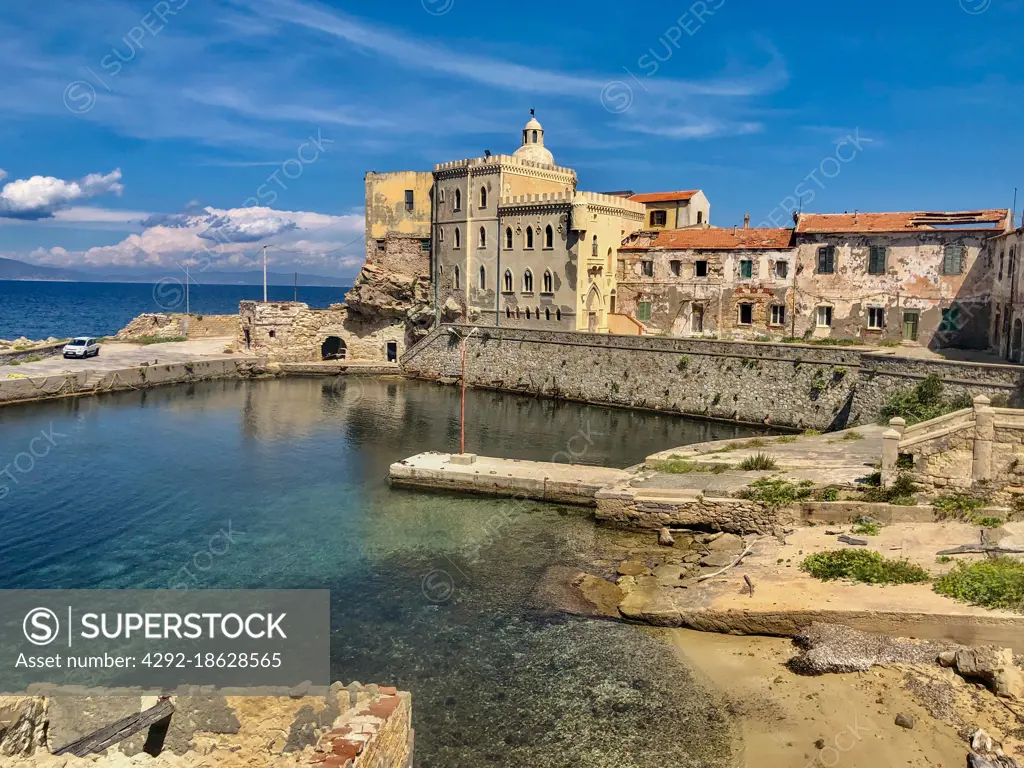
{"left": 1, "top": 0, "right": 1022, "bottom": 278}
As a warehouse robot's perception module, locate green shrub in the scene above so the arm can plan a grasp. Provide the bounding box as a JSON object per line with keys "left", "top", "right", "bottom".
{"left": 861, "top": 473, "right": 917, "bottom": 505}
{"left": 934, "top": 557, "right": 1024, "bottom": 611}
{"left": 935, "top": 555, "right": 953, "bottom": 564}
{"left": 801, "top": 549, "right": 930, "bottom": 585}
{"left": 737, "top": 478, "right": 813, "bottom": 508}
{"left": 820, "top": 487, "right": 840, "bottom": 502}
{"left": 975, "top": 516, "right": 1004, "bottom": 528}
{"left": 802, "top": 429, "right": 822, "bottom": 437}
{"left": 651, "top": 459, "right": 731, "bottom": 475}
{"left": 135, "top": 335, "right": 188, "bottom": 345}
{"left": 932, "top": 493, "right": 985, "bottom": 521}
{"left": 738, "top": 452, "right": 778, "bottom": 471}
{"left": 878, "top": 374, "right": 970, "bottom": 426}
{"left": 851, "top": 517, "right": 880, "bottom": 536}
{"left": 677, "top": 355, "right": 691, "bottom": 371}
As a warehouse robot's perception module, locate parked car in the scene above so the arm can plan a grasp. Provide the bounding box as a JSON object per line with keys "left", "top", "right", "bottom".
{"left": 63, "top": 337, "right": 100, "bottom": 359}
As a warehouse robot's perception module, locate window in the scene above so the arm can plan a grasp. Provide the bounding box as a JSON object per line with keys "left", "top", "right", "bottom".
{"left": 650, "top": 210, "right": 667, "bottom": 227}
{"left": 526, "top": 228, "right": 534, "bottom": 249}
{"left": 670, "top": 260, "right": 681, "bottom": 277}
{"left": 696, "top": 211, "right": 704, "bottom": 225}
{"left": 691, "top": 304, "right": 704, "bottom": 332}
{"left": 1000, "top": 250, "right": 1005, "bottom": 280}
{"left": 816, "top": 306, "right": 833, "bottom": 328}
{"left": 770, "top": 305, "right": 786, "bottom": 326}
{"left": 545, "top": 308, "right": 551, "bottom": 320}
{"left": 738, "top": 303, "right": 753, "bottom": 325}
{"left": 439, "top": 189, "right": 445, "bottom": 204}
{"left": 868, "top": 246, "right": 887, "bottom": 275}
{"left": 454, "top": 227, "right": 461, "bottom": 249}
{"left": 739, "top": 260, "right": 753, "bottom": 279}
{"left": 942, "top": 245, "right": 964, "bottom": 275}
{"left": 439, "top": 227, "right": 444, "bottom": 243}
{"left": 817, "top": 246, "right": 836, "bottom": 274}
{"left": 641, "top": 261, "right": 654, "bottom": 277}
{"left": 420, "top": 239, "right": 430, "bottom": 251}
{"left": 532, "top": 130, "right": 538, "bottom": 143}
{"left": 479, "top": 265, "right": 486, "bottom": 289}
{"left": 592, "top": 234, "right": 598, "bottom": 257}
{"left": 479, "top": 226, "right": 486, "bottom": 249}
{"left": 506, "top": 306, "right": 511, "bottom": 319}
{"left": 479, "top": 187, "right": 487, "bottom": 208}
{"left": 523, "top": 269, "right": 534, "bottom": 293}
{"left": 404, "top": 190, "right": 414, "bottom": 212}
{"left": 375, "top": 239, "right": 385, "bottom": 254}
{"left": 867, "top": 307, "right": 884, "bottom": 330}
{"left": 503, "top": 269, "right": 513, "bottom": 292}
{"left": 453, "top": 266, "right": 461, "bottom": 290}
{"left": 505, "top": 227, "right": 513, "bottom": 249}
{"left": 939, "top": 305, "right": 961, "bottom": 334}
{"left": 544, "top": 225, "right": 553, "bottom": 249}
{"left": 526, "top": 307, "right": 532, "bottom": 320}
{"left": 774, "top": 260, "right": 788, "bottom": 279}
{"left": 637, "top": 302, "right": 652, "bottom": 322}
{"left": 542, "top": 269, "right": 553, "bottom": 293}
{"left": 695, "top": 260, "right": 708, "bottom": 278}
{"left": 556, "top": 308, "right": 562, "bottom": 321}
{"left": 454, "top": 189, "right": 461, "bottom": 210}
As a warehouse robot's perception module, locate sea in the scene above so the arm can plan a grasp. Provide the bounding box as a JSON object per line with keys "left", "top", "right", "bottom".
{"left": 0, "top": 280, "right": 351, "bottom": 340}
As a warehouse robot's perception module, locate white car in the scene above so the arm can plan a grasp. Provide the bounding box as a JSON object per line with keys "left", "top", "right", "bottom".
{"left": 63, "top": 337, "right": 100, "bottom": 359}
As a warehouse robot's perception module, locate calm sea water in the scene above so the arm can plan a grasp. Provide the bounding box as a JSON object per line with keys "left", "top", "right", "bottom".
{"left": 0, "top": 378, "right": 764, "bottom": 767}
{"left": 0, "top": 281, "right": 350, "bottom": 340}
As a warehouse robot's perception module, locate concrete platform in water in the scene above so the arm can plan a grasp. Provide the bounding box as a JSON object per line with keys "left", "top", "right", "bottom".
{"left": 388, "top": 451, "right": 630, "bottom": 505}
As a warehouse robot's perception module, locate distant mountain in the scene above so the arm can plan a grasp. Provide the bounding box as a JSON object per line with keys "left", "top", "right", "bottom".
{"left": 0, "top": 257, "right": 351, "bottom": 287}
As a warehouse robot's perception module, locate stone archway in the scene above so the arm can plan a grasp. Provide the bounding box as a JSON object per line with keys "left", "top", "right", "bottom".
{"left": 321, "top": 336, "right": 347, "bottom": 360}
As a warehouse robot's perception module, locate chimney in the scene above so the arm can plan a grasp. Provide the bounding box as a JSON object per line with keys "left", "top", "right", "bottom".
{"left": 854, "top": 209, "right": 859, "bottom": 223}
{"left": 743, "top": 214, "right": 750, "bottom": 229}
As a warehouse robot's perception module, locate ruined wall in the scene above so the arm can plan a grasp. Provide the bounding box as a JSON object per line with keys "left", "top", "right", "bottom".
{"left": 115, "top": 313, "right": 238, "bottom": 340}
{"left": 403, "top": 325, "right": 861, "bottom": 430}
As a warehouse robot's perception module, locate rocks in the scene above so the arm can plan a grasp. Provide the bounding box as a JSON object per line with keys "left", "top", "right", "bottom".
{"left": 658, "top": 527, "right": 675, "bottom": 547}
{"left": 0, "top": 696, "right": 46, "bottom": 757}
{"left": 894, "top": 712, "right": 915, "bottom": 729}
{"left": 699, "top": 552, "right": 736, "bottom": 569}
{"left": 789, "top": 622, "right": 964, "bottom": 676}
{"left": 972, "top": 729, "right": 995, "bottom": 753}
{"left": 706, "top": 532, "right": 743, "bottom": 551}
{"left": 953, "top": 647, "right": 1024, "bottom": 699}
{"left": 616, "top": 561, "right": 651, "bottom": 577}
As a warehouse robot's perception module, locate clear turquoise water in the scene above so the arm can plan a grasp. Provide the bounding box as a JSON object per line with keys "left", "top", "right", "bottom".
{"left": 0, "top": 378, "right": 762, "bottom": 766}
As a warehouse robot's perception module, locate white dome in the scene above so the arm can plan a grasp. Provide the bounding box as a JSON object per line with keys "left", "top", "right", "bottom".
{"left": 513, "top": 114, "right": 554, "bottom": 166}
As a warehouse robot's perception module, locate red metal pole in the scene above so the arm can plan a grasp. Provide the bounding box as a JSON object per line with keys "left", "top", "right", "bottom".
{"left": 460, "top": 338, "right": 467, "bottom": 454}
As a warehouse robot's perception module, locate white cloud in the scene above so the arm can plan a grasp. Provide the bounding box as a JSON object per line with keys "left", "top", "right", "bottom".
{"left": 0, "top": 169, "right": 124, "bottom": 220}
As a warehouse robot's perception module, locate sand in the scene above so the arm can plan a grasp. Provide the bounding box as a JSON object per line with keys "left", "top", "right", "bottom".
{"left": 667, "top": 628, "right": 1022, "bottom": 768}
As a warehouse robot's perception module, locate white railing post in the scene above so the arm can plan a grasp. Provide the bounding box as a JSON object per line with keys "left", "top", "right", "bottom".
{"left": 973, "top": 395, "right": 994, "bottom": 484}
{"left": 881, "top": 429, "right": 901, "bottom": 487}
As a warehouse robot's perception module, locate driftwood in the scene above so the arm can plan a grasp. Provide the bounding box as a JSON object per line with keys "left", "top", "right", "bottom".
{"left": 53, "top": 698, "right": 174, "bottom": 757}
{"left": 698, "top": 539, "right": 759, "bottom": 582}
{"left": 743, "top": 574, "right": 754, "bottom": 597}
{"left": 837, "top": 535, "right": 868, "bottom": 546}
{"left": 936, "top": 544, "right": 1024, "bottom": 556}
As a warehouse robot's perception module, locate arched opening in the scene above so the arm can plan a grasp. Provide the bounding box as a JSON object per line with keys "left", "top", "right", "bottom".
{"left": 479, "top": 265, "right": 486, "bottom": 289}
{"left": 545, "top": 307, "right": 551, "bottom": 321}
{"left": 1013, "top": 319, "right": 1023, "bottom": 362}
{"left": 505, "top": 306, "right": 511, "bottom": 319}
{"left": 454, "top": 189, "right": 462, "bottom": 210}
{"left": 697, "top": 211, "right": 704, "bottom": 225}
{"left": 532, "top": 130, "right": 538, "bottom": 143}
{"left": 439, "top": 227, "right": 444, "bottom": 242}
{"left": 592, "top": 234, "right": 598, "bottom": 257}
{"left": 606, "top": 247, "right": 613, "bottom": 273}
{"left": 480, "top": 187, "right": 487, "bottom": 208}
{"left": 454, "top": 266, "right": 461, "bottom": 290}
{"left": 523, "top": 269, "right": 534, "bottom": 293}
{"left": 543, "top": 269, "right": 553, "bottom": 293}
{"left": 321, "top": 336, "right": 347, "bottom": 360}
{"left": 586, "top": 284, "right": 603, "bottom": 333}
{"left": 526, "top": 307, "right": 532, "bottom": 320}
{"left": 505, "top": 227, "right": 513, "bottom": 249}
{"left": 454, "top": 227, "right": 461, "bottom": 249}
{"left": 556, "top": 308, "right": 562, "bottom": 321}
{"left": 544, "top": 225, "right": 553, "bottom": 248}
{"left": 479, "top": 226, "right": 486, "bottom": 248}
{"left": 526, "top": 228, "right": 534, "bottom": 249}
{"left": 504, "top": 269, "right": 513, "bottom": 292}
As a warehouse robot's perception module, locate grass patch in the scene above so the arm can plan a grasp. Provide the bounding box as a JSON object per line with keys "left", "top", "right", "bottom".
{"left": 775, "top": 435, "right": 798, "bottom": 444}
{"left": 737, "top": 478, "right": 814, "bottom": 508}
{"left": 932, "top": 493, "right": 987, "bottom": 522}
{"left": 933, "top": 557, "right": 1024, "bottom": 611}
{"left": 801, "top": 429, "right": 822, "bottom": 437}
{"left": 650, "top": 459, "right": 731, "bottom": 475}
{"left": 801, "top": 549, "right": 930, "bottom": 585}
{"left": 817, "top": 487, "right": 840, "bottom": 502}
{"left": 878, "top": 374, "right": 972, "bottom": 426}
{"left": 878, "top": 339, "right": 901, "bottom": 348}
{"left": 841, "top": 430, "right": 863, "bottom": 441}
{"left": 134, "top": 335, "right": 188, "bottom": 345}
{"left": 850, "top": 517, "right": 881, "bottom": 536}
{"left": 861, "top": 473, "right": 918, "bottom": 505}
{"left": 936, "top": 555, "right": 954, "bottom": 564}
{"left": 738, "top": 452, "right": 778, "bottom": 471}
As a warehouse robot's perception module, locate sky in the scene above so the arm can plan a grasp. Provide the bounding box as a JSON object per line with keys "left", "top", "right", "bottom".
{"left": 1, "top": 0, "right": 1023, "bottom": 279}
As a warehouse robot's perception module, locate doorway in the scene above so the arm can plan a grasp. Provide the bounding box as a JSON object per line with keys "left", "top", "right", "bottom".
{"left": 1013, "top": 320, "right": 1023, "bottom": 362}
{"left": 321, "top": 336, "right": 347, "bottom": 360}
{"left": 386, "top": 342, "right": 398, "bottom": 363}
{"left": 901, "top": 311, "right": 919, "bottom": 342}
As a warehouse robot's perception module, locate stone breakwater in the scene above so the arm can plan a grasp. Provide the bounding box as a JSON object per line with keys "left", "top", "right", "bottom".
{"left": 402, "top": 325, "right": 1024, "bottom": 430}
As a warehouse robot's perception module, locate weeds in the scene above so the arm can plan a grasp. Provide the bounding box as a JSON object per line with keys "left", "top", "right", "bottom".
{"left": 934, "top": 557, "right": 1024, "bottom": 611}
{"left": 818, "top": 487, "right": 840, "bottom": 502}
{"left": 650, "top": 459, "right": 731, "bottom": 475}
{"left": 135, "top": 335, "right": 188, "bottom": 345}
{"left": 801, "top": 549, "right": 930, "bottom": 585}
{"left": 861, "top": 473, "right": 918, "bottom": 505}
{"left": 738, "top": 452, "right": 779, "bottom": 471}
{"left": 932, "top": 493, "right": 986, "bottom": 522}
{"left": 677, "top": 355, "right": 691, "bottom": 371}
{"left": 776, "top": 435, "right": 798, "bottom": 444}
{"left": 878, "top": 374, "right": 971, "bottom": 426}
{"left": 737, "top": 478, "right": 814, "bottom": 508}
{"left": 850, "top": 517, "right": 881, "bottom": 536}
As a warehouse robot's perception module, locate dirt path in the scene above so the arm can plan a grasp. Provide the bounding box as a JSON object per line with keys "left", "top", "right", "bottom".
{"left": 668, "top": 629, "right": 973, "bottom": 768}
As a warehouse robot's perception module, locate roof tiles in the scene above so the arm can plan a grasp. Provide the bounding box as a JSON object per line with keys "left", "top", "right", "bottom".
{"left": 795, "top": 210, "right": 1010, "bottom": 233}
{"left": 620, "top": 227, "right": 795, "bottom": 251}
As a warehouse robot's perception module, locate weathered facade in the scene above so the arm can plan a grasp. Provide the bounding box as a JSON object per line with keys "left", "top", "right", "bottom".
{"left": 629, "top": 190, "right": 711, "bottom": 230}
{"left": 364, "top": 170, "right": 433, "bottom": 262}
{"left": 988, "top": 225, "right": 1024, "bottom": 361}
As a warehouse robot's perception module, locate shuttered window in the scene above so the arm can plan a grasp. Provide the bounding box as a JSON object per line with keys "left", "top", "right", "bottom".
{"left": 942, "top": 245, "right": 965, "bottom": 275}
{"left": 817, "top": 246, "right": 836, "bottom": 274}
{"left": 637, "top": 302, "right": 652, "bottom": 322}
{"left": 868, "top": 246, "right": 887, "bottom": 275}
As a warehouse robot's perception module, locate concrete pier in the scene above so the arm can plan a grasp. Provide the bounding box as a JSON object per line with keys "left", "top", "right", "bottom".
{"left": 388, "top": 452, "right": 630, "bottom": 505}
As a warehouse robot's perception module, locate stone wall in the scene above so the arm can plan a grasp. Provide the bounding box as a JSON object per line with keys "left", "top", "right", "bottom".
{"left": 595, "top": 490, "right": 790, "bottom": 535}
{"left": 0, "top": 341, "right": 66, "bottom": 366}
{"left": 116, "top": 313, "right": 238, "bottom": 341}
{"left": 403, "top": 325, "right": 861, "bottom": 430}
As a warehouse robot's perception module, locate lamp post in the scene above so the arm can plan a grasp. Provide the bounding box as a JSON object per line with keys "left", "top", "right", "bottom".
{"left": 457, "top": 327, "right": 478, "bottom": 455}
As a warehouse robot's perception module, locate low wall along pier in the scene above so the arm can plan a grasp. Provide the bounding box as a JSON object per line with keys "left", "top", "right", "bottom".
{"left": 402, "top": 325, "right": 1024, "bottom": 430}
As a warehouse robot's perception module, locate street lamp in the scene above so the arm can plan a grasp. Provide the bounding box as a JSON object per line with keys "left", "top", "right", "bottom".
{"left": 451, "top": 327, "right": 478, "bottom": 455}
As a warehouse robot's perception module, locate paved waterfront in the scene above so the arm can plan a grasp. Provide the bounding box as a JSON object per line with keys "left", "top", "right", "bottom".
{"left": 0, "top": 338, "right": 246, "bottom": 377}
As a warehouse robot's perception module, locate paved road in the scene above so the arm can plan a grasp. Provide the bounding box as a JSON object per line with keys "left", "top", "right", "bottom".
{"left": 1, "top": 338, "right": 249, "bottom": 377}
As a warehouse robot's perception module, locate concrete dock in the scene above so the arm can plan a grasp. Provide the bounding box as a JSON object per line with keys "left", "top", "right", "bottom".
{"left": 388, "top": 452, "right": 630, "bottom": 505}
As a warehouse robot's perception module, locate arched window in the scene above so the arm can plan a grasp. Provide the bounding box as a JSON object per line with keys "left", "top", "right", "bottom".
{"left": 453, "top": 266, "right": 460, "bottom": 290}
{"left": 697, "top": 211, "right": 704, "bottom": 225}
{"left": 556, "top": 308, "right": 562, "bottom": 321}
{"left": 505, "top": 306, "right": 511, "bottom": 319}
{"left": 479, "top": 265, "right": 486, "bottom": 289}
{"left": 504, "top": 269, "right": 513, "bottom": 292}
{"left": 480, "top": 187, "right": 487, "bottom": 208}
{"left": 505, "top": 227, "right": 513, "bottom": 249}
{"left": 545, "top": 308, "right": 551, "bottom": 320}
{"left": 592, "top": 234, "right": 598, "bottom": 257}
{"left": 526, "top": 307, "right": 532, "bottom": 319}
{"left": 479, "top": 226, "right": 486, "bottom": 248}
{"left": 543, "top": 269, "right": 553, "bottom": 293}
{"left": 515, "top": 307, "right": 521, "bottom": 319}
{"left": 544, "top": 225, "right": 553, "bottom": 248}
{"left": 439, "top": 227, "right": 444, "bottom": 242}
{"left": 454, "top": 189, "right": 461, "bottom": 210}
{"left": 526, "top": 228, "right": 534, "bottom": 249}
{"left": 532, "top": 130, "right": 538, "bottom": 143}
{"left": 606, "top": 247, "right": 613, "bottom": 272}
{"left": 454, "top": 227, "right": 461, "bottom": 249}
{"left": 523, "top": 269, "right": 534, "bottom": 293}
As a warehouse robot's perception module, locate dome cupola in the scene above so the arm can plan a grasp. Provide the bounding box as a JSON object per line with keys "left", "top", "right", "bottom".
{"left": 513, "top": 112, "right": 554, "bottom": 166}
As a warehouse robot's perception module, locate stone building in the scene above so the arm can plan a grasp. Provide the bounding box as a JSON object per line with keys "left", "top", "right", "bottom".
{"left": 364, "top": 170, "right": 433, "bottom": 261}
{"left": 628, "top": 190, "right": 710, "bottom": 231}
{"left": 432, "top": 116, "right": 645, "bottom": 332}
{"left": 988, "top": 222, "right": 1024, "bottom": 361}
{"left": 791, "top": 210, "right": 1010, "bottom": 348}
{"left": 616, "top": 226, "right": 795, "bottom": 337}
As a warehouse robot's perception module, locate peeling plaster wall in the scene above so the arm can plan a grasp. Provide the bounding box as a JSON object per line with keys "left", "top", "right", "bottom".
{"left": 989, "top": 228, "right": 1024, "bottom": 361}
{"left": 364, "top": 171, "right": 433, "bottom": 262}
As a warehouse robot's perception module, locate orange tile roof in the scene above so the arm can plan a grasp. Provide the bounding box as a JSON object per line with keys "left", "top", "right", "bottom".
{"left": 620, "top": 227, "right": 795, "bottom": 251}
{"left": 795, "top": 210, "right": 1010, "bottom": 233}
{"left": 629, "top": 190, "right": 699, "bottom": 204}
